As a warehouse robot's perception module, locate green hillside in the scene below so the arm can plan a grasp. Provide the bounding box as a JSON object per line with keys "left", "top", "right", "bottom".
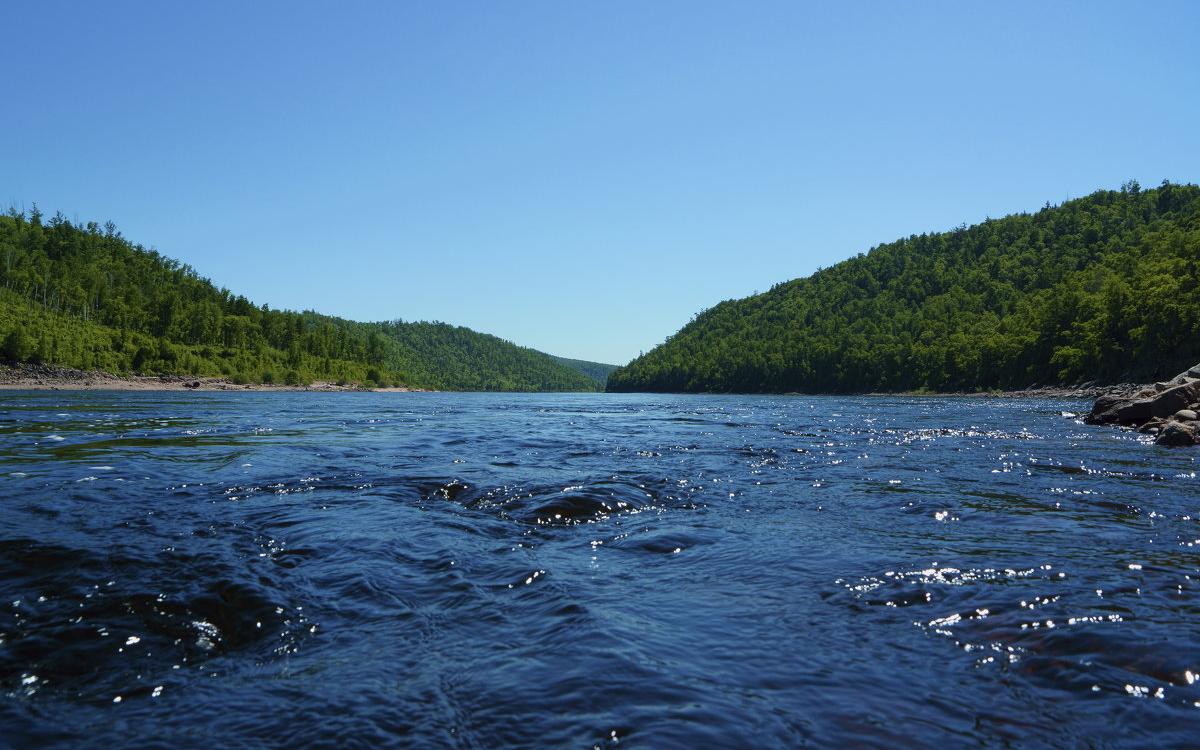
{"left": 548, "top": 355, "right": 618, "bottom": 386}
{"left": 0, "top": 209, "right": 597, "bottom": 391}
{"left": 608, "top": 181, "right": 1200, "bottom": 393}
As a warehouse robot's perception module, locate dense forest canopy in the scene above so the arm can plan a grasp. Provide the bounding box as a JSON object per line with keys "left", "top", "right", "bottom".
{"left": 0, "top": 208, "right": 599, "bottom": 391}
{"left": 608, "top": 181, "right": 1200, "bottom": 393}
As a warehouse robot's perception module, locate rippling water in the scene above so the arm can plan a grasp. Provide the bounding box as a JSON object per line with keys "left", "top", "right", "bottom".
{"left": 1, "top": 392, "right": 1198, "bottom": 748}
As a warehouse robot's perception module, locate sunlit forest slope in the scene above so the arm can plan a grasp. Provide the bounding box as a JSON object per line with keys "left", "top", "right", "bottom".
{"left": 0, "top": 209, "right": 598, "bottom": 391}
{"left": 608, "top": 182, "right": 1200, "bottom": 393}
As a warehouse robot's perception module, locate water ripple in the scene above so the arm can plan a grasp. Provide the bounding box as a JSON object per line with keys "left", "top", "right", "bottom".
{"left": 1, "top": 392, "right": 1198, "bottom": 748}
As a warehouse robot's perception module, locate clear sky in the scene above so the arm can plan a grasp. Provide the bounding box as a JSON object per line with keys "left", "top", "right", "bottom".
{"left": 4, "top": 1, "right": 1198, "bottom": 365}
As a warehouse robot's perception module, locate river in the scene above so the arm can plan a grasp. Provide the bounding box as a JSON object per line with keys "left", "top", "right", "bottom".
{"left": 1, "top": 391, "right": 1197, "bottom": 747}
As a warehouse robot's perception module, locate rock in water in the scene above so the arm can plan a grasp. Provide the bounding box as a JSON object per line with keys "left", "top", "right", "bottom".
{"left": 1137, "top": 418, "right": 1166, "bottom": 434}
{"left": 1114, "top": 398, "right": 1155, "bottom": 426}
{"left": 1173, "top": 409, "right": 1198, "bottom": 421}
{"left": 1087, "top": 372, "right": 1200, "bottom": 429}
{"left": 1156, "top": 421, "right": 1198, "bottom": 447}
{"left": 1148, "top": 381, "right": 1200, "bottom": 419}
{"left": 1086, "top": 394, "right": 1128, "bottom": 424}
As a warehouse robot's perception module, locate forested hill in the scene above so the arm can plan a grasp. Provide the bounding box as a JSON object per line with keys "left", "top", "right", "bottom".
{"left": 0, "top": 209, "right": 597, "bottom": 391}
{"left": 548, "top": 355, "right": 618, "bottom": 386}
{"left": 608, "top": 181, "right": 1200, "bottom": 394}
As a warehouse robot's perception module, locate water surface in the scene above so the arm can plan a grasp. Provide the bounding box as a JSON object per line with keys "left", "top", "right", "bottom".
{"left": 1, "top": 392, "right": 1197, "bottom": 748}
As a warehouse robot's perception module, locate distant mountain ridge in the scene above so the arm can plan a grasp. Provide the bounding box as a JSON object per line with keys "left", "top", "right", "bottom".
{"left": 0, "top": 209, "right": 598, "bottom": 391}
{"left": 608, "top": 181, "right": 1200, "bottom": 393}
{"left": 547, "top": 355, "right": 617, "bottom": 386}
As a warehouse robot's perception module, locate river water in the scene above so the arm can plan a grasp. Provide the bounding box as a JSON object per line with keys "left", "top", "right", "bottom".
{"left": 0, "top": 391, "right": 1197, "bottom": 748}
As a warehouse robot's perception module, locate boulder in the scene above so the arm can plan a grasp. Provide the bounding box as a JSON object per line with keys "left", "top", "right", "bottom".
{"left": 1087, "top": 374, "right": 1200, "bottom": 437}
{"left": 1137, "top": 418, "right": 1166, "bottom": 434}
{"left": 1114, "top": 398, "right": 1155, "bottom": 426}
{"left": 1147, "top": 381, "right": 1200, "bottom": 420}
{"left": 1169, "top": 362, "right": 1200, "bottom": 382}
{"left": 1156, "top": 421, "right": 1198, "bottom": 447}
{"left": 1086, "top": 394, "right": 1130, "bottom": 424}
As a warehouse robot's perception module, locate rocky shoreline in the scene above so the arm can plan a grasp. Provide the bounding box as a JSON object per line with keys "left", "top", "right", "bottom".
{"left": 1085, "top": 363, "right": 1200, "bottom": 446}
{"left": 878, "top": 383, "right": 1146, "bottom": 400}
{"left": 0, "top": 364, "right": 427, "bottom": 393}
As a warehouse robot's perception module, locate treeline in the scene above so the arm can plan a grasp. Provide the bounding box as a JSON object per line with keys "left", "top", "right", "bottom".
{"left": 0, "top": 208, "right": 598, "bottom": 391}
{"left": 608, "top": 181, "right": 1200, "bottom": 393}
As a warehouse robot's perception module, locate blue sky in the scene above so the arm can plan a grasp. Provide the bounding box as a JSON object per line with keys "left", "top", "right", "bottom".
{"left": 4, "top": 1, "right": 1198, "bottom": 365}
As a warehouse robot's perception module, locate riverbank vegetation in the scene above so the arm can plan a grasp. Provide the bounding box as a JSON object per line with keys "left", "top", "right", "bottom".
{"left": 608, "top": 181, "right": 1200, "bottom": 393}
{"left": 0, "top": 209, "right": 600, "bottom": 391}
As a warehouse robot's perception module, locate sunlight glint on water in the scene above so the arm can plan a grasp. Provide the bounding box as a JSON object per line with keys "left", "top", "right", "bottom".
{"left": 0, "top": 391, "right": 1197, "bottom": 748}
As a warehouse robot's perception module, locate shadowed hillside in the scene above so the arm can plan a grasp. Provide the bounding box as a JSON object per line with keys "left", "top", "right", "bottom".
{"left": 548, "top": 355, "right": 617, "bottom": 386}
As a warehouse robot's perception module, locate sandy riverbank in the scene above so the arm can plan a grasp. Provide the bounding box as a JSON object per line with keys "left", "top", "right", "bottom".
{"left": 0, "top": 365, "right": 428, "bottom": 393}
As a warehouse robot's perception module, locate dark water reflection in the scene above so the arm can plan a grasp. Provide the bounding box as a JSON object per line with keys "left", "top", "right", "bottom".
{"left": 0, "top": 392, "right": 1197, "bottom": 748}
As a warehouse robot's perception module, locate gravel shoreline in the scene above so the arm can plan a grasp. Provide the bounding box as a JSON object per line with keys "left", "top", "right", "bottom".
{"left": 870, "top": 384, "right": 1145, "bottom": 400}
